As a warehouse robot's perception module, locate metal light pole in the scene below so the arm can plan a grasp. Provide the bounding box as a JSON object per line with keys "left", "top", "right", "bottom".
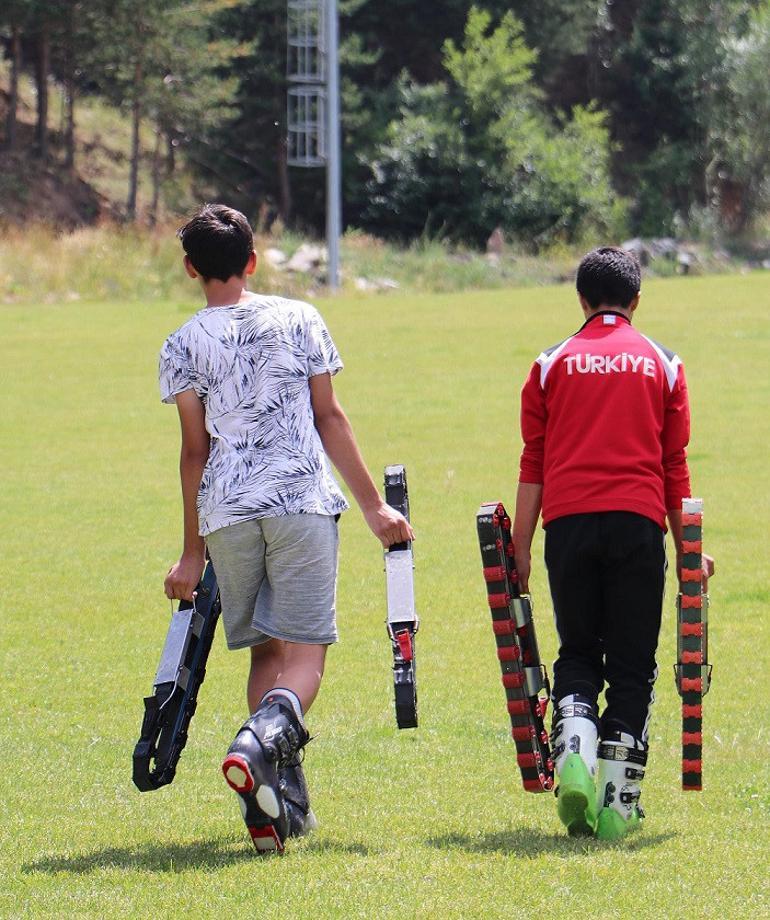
{"left": 286, "top": 0, "right": 341, "bottom": 290}
{"left": 325, "top": 0, "right": 341, "bottom": 290}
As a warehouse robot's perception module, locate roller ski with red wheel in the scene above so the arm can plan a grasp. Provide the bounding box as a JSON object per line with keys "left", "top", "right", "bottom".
{"left": 476, "top": 501, "right": 554, "bottom": 793}
{"left": 674, "top": 497, "right": 712, "bottom": 791}
{"left": 384, "top": 465, "right": 419, "bottom": 729}
{"left": 133, "top": 560, "right": 221, "bottom": 791}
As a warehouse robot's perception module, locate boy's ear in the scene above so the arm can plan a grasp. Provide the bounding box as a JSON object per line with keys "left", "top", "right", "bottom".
{"left": 628, "top": 293, "right": 640, "bottom": 314}
{"left": 578, "top": 293, "right": 593, "bottom": 316}
{"left": 183, "top": 255, "right": 198, "bottom": 279}
{"left": 245, "top": 250, "right": 257, "bottom": 276}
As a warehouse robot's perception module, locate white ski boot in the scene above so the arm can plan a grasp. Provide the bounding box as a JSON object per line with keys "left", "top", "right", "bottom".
{"left": 551, "top": 694, "right": 599, "bottom": 836}
{"left": 595, "top": 730, "right": 647, "bottom": 841}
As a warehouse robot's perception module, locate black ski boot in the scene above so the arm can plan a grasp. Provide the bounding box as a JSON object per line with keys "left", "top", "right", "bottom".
{"left": 222, "top": 692, "right": 310, "bottom": 853}
{"left": 279, "top": 758, "right": 318, "bottom": 838}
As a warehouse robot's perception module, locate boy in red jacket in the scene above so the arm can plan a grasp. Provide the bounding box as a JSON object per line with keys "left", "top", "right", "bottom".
{"left": 512, "top": 247, "right": 714, "bottom": 840}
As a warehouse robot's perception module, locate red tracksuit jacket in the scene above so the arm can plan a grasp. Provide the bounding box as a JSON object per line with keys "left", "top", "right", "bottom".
{"left": 519, "top": 311, "right": 691, "bottom": 530}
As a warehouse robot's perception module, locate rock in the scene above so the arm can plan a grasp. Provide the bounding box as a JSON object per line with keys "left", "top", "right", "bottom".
{"left": 375, "top": 277, "right": 399, "bottom": 290}
{"left": 648, "top": 237, "right": 678, "bottom": 259}
{"left": 286, "top": 243, "right": 328, "bottom": 273}
{"left": 677, "top": 251, "right": 694, "bottom": 274}
{"left": 262, "top": 247, "right": 288, "bottom": 268}
{"left": 354, "top": 276, "right": 400, "bottom": 292}
{"left": 621, "top": 238, "right": 651, "bottom": 266}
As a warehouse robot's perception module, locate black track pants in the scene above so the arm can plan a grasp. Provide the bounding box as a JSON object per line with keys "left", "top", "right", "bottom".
{"left": 544, "top": 511, "right": 666, "bottom": 741}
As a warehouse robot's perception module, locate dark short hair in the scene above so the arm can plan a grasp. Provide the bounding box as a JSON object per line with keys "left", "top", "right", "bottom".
{"left": 576, "top": 247, "right": 641, "bottom": 309}
{"left": 178, "top": 204, "right": 254, "bottom": 282}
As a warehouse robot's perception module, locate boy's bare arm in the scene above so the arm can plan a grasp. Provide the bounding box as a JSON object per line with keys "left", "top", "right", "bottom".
{"left": 164, "top": 389, "right": 210, "bottom": 601}
{"left": 309, "top": 373, "right": 413, "bottom": 547}
{"left": 512, "top": 481, "right": 543, "bottom": 593}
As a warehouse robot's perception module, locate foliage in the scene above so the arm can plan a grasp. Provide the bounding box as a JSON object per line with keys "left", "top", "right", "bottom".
{"left": 709, "top": 0, "right": 770, "bottom": 229}
{"left": 0, "top": 0, "right": 769, "bottom": 241}
{"left": 363, "top": 9, "right": 621, "bottom": 247}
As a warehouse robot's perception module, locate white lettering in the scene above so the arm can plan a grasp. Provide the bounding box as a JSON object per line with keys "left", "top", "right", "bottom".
{"left": 562, "top": 352, "right": 658, "bottom": 378}
{"left": 575, "top": 354, "right": 591, "bottom": 374}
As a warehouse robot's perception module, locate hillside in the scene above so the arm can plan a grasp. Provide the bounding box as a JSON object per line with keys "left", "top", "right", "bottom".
{"left": 0, "top": 70, "right": 199, "bottom": 227}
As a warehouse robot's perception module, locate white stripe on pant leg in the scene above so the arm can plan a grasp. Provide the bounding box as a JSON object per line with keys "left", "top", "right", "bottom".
{"left": 641, "top": 665, "right": 657, "bottom": 743}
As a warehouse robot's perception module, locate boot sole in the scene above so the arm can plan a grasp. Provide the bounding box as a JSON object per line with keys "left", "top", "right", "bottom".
{"left": 556, "top": 754, "right": 597, "bottom": 836}
{"left": 222, "top": 753, "right": 282, "bottom": 818}
{"left": 238, "top": 794, "right": 285, "bottom": 854}
{"left": 558, "top": 788, "right": 595, "bottom": 837}
{"left": 222, "top": 754, "right": 255, "bottom": 793}
{"left": 249, "top": 824, "right": 284, "bottom": 853}
{"left": 225, "top": 754, "right": 286, "bottom": 854}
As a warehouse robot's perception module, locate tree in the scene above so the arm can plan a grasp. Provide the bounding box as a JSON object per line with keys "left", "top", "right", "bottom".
{"left": 593, "top": 0, "right": 755, "bottom": 234}
{"left": 363, "top": 8, "right": 620, "bottom": 247}
{"left": 0, "top": 1, "right": 32, "bottom": 151}
{"left": 709, "top": 1, "right": 770, "bottom": 230}
{"left": 88, "top": 0, "right": 238, "bottom": 222}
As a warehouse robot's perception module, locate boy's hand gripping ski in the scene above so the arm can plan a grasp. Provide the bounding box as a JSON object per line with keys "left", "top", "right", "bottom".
{"left": 477, "top": 502, "right": 554, "bottom": 792}
{"left": 674, "top": 497, "right": 712, "bottom": 791}
{"left": 133, "top": 561, "right": 221, "bottom": 791}
{"left": 384, "top": 465, "right": 418, "bottom": 729}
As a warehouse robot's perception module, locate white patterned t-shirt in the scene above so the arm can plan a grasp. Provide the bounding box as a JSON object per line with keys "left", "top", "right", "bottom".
{"left": 159, "top": 296, "right": 349, "bottom": 535}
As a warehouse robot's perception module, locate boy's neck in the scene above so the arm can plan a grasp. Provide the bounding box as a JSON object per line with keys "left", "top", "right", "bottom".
{"left": 201, "top": 277, "right": 252, "bottom": 308}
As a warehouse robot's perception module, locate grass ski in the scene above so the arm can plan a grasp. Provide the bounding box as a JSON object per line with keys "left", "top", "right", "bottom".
{"left": 133, "top": 560, "right": 221, "bottom": 791}
{"left": 384, "top": 464, "right": 418, "bottom": 729}
{"left": 477, "top": 501, "right": 554, "bottom": 793}
{"left": 674, "top": 497, "right": 712, "bottom": 791}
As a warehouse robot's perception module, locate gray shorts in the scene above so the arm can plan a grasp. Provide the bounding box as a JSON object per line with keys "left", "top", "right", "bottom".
{"left": 205, "top": 513, "right": 339, "bottom": 650}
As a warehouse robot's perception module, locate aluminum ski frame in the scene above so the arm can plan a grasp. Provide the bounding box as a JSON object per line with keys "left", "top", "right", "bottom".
{"left": 133, "top": 561, "right": 221, "bottom": 791}
{"left": 384, "top": 465, "right": 418, "bottom": 729}
{"left": 674, "top": 497, "right": 712, "bottom": 791}
{"left": 477, "top": 501, "right": 554, "bottom": 792}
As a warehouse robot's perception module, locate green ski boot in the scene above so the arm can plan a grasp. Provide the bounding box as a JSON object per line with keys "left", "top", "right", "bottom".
{"left": 596, "top": 803, "right": 643, "bottom": 841}
{"left": 595, "top": 731, "right": 647, "bottom": 842}
{"left": 557, "top": 753, "right": 598, "bottom": 836}
{"left": 551, "top": 694, "right": 600, "bottom": 837}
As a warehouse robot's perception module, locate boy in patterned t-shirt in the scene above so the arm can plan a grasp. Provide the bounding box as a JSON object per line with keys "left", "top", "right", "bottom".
{"left": 159, "top": 204, "right": 412, "bottom": 851}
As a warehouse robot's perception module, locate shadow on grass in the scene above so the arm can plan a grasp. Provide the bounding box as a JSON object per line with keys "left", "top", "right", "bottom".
{"left": 24, "top": 836, "right": 256, "bottom": 874}
{"left": 427, "top": 828, "right": 677, "bottom": 857}
{"left": 24, "top": 834, "right": 372, "bottom": 875}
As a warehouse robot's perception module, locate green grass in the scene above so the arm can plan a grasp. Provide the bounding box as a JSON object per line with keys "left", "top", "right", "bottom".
{"left": 1, "top": 273, "right": 768, "bottom": 918}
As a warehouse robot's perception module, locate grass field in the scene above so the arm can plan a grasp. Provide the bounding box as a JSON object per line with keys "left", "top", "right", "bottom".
{"left": 1, "top": 273, "right": 768, "bottom": 918}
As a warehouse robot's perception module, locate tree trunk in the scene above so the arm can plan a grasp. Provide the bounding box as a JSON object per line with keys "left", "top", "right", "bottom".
{"left": 166, "top": 133, "right": 176, "bottom": 177}
{"left": 35, "top": 24, "right": 51, "bottom": 160}
{"left": 64, "top": 10, "right": 76, "bottom": 171}
{"left": 277, "top": 134, "right": 292, "bottom": 223}
{"left": 64, "top": 80, "right": 76, "bottom": 172}
{"left": 127, "top": 58, "right": 143, "bottom": 221}
{"left": 149, "top": 128, "right": 163, "bottom": 227}
{"left": 5, "top": 26, "right": 21, "bottom": 151}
